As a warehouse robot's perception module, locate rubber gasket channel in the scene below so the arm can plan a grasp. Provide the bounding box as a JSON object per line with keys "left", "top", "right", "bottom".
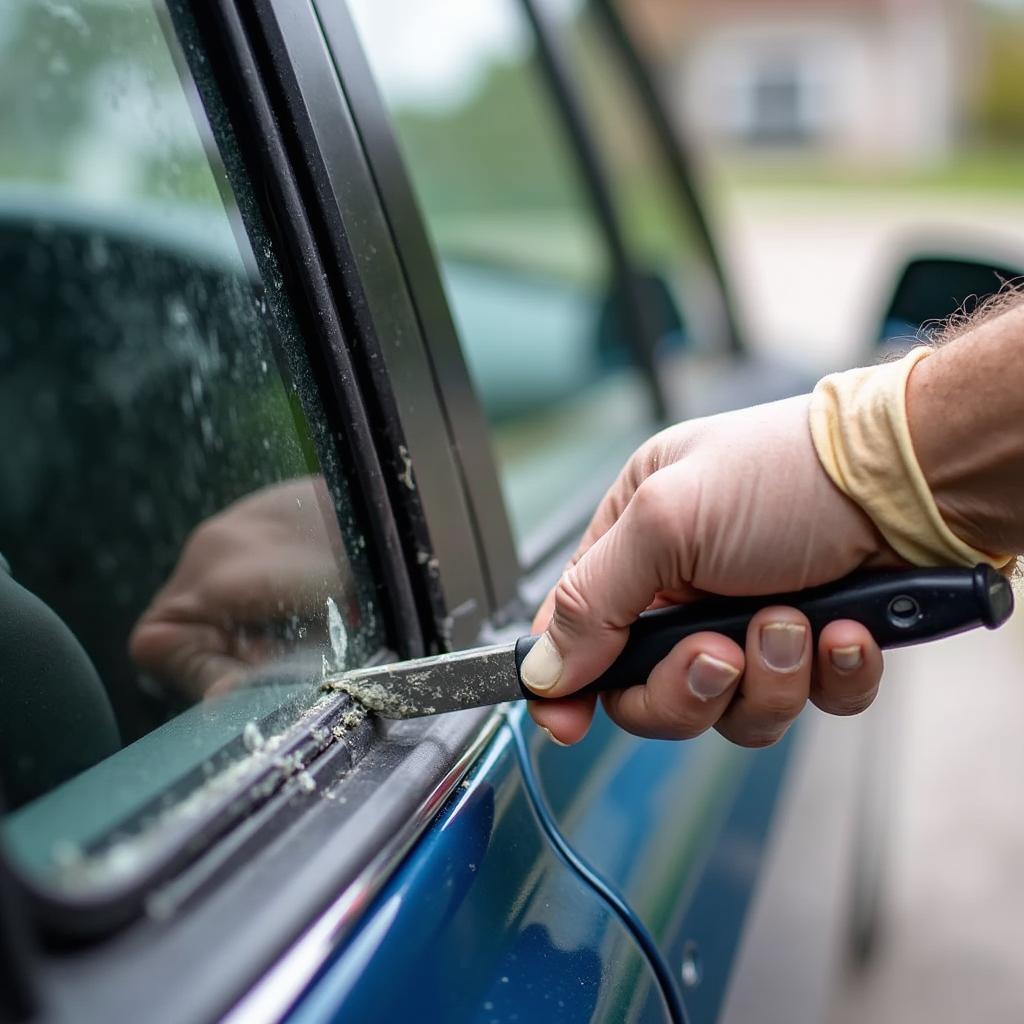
{"left": 217, "top": 708, "right": 505, "bottom": 1024}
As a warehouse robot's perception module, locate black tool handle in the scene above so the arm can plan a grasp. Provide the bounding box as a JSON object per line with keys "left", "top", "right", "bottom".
{"left": 514, "top": 565, "right": 1013, "bottom": 697}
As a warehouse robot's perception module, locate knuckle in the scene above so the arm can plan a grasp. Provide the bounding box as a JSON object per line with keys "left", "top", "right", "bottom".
{"left": 753, "top": 689, "right": 805, "bottom": 727}
{"left": 648, "top": 675, "right": 722, "bottom": 739}
{"left": 653, "top": 701, "right": 710, "bottom": 740}
{"left": 605, "top": 686, "right": 710, "bottom": 741}
{"left": 634, "top": 436, "right": 665, "bottom": 479}
{"left": 630, "top": 475, "right": 680, "bottom": 542}
{"left": 816, "top": 687, "right": 877, "bottom": 717}
{"left": 735, "top": 727, "right": 788, "bottom": 749}
{"left": 181, "top": 515, "right": 229, "bottom": 563}
{"left": 551, "top": 570, "right": 591, "bottom": 629}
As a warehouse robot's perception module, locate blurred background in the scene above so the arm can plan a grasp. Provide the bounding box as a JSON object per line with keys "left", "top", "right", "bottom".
{"left": 624, "top": 0, "right": 1024, "bottom": 371}
{"left": 2, "top": 1, "right": 1021, "bottom": 1018}
{"left": 617, "top": 1, "right": 1024, "bottom": 1020}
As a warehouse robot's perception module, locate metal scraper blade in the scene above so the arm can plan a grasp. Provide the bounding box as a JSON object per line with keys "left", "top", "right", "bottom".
{"left": 324, "top": 642, "right": 522, "bottom": 718}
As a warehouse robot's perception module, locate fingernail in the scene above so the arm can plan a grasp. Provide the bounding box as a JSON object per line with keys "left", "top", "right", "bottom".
{"left": 540, "top": 726, "right": 571, "bottom": 747}
{"left": 521, "top": 632, "right": 563, "bottom": 693}
{"left": 830, "top": 644, "right": 863, "bottom": 673}
{"left": 760, "top": 622, "right": 807, "bottom": 672}
{"left": 688, "top": 652, "right": 741, "bottom": 701}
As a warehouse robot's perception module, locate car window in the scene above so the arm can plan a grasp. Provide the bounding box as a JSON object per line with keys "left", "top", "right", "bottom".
{"left": 0, "top": 1, "right": 382, "bottom": 885}
{"left": 544, "top": 0, "right": 735, "bottom": 410}
{"left": 347, "top": 0, "right": 659, "bottom": 552}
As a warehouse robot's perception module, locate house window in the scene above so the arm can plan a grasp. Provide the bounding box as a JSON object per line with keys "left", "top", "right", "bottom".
{"left": 735, "top": 54, "right": 819, "bottom": 145}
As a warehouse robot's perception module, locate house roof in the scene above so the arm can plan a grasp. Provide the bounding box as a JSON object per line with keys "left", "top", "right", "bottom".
{"left": 622, "top": 0, "right": 947, "bottom": 56}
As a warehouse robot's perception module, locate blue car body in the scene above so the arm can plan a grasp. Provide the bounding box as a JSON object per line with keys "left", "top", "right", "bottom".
{"left": 284, "top": 709, "right": 795, "bottom": 1024}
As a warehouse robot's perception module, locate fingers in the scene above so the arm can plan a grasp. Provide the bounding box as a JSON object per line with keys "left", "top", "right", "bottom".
{"left": 129, "top": 619, "right": 245, "bottom": 701}
{"left": 528, "top": 691, "right": 598, "bottom": 746}
{"left": 600, "top": 632, "right": 744, "bottom": 740}
{"left": 529, "top": 456, "right": 649, "bottom": 635}
{"left": 521, "top": 473, "right": 699, "bottom": 699}
{"left": 533, "top": 611, "right": 885, "bottom": 748}
{"left": 812, "top": 619, "right": 883, "bottom": 716}
{"left": 715, "top": 607, "right": 812, "bottom": 748}
{"left": 530, "top": 586, "right": 557, "bottom": 637}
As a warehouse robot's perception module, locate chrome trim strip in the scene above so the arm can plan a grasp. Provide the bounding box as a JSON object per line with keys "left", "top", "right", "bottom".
{"left": 220, "top": 708, "right": 505, "bottom": 1024}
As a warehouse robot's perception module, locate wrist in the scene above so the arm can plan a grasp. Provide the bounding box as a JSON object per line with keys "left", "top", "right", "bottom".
{"left": 809, "top": 348, "right": 1012, "bottom": 569}
{"left": 906, "top": 317, "right": 1024, "bottom": 557}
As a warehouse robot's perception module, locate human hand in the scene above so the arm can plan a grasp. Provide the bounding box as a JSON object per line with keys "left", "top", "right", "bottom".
{"left": 524, "top": 396, "right": 902, "bottom": 747}
{"left": 130, "top": 477, "right": 352, "bottom": 700}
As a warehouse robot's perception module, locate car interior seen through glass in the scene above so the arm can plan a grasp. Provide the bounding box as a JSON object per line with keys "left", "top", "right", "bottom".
{"left": 348, "top": 0, "right": 660, "bottom": 551}
{"left": 0, "top": 0, "right": 382, "bottom": 887}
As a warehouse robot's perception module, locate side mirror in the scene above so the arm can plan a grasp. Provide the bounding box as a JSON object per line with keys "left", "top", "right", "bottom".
{"left": 877, "top": 254, "right": 1024, "bottom": 350}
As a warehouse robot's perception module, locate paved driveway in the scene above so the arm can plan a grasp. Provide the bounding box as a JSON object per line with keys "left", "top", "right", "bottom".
{"left": 830, "top": 614, "right": 1024, "bottom": 1024}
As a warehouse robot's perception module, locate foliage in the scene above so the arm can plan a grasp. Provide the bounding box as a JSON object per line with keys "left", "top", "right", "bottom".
{"left": 972, "top": 11, "right": 1024, "bottom": 145}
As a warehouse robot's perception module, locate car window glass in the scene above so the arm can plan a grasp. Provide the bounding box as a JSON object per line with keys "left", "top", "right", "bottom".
{"left": 348, "top": 0, "right": 658, "bottom": 552}
{"left": 543, "top": 0, "right": 735, "bottom": 412}
{"left": 0, "top": 0, "right": 382, "bottom": 887}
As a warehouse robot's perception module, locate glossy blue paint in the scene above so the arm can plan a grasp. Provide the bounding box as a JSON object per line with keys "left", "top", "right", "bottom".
{"left": 667, "top": 738, "right": 792, "bottom": 1023}
{"left": 287, "top": 725, "right": 671, "bottom": 1024}
{"left": 527, "top": 705, "right": 796, "bottom": 1021}
{"left": 506, "top": 711, "right": 688, "bottom": 1024}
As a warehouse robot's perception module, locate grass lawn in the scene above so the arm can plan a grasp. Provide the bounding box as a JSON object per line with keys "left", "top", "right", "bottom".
{"left": 707, "top": 148, "right": 1024, "bottom": 196}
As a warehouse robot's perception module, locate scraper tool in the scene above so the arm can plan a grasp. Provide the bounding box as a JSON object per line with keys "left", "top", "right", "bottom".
{"left": 332, "top": 565, "right": 1013, "bottom": 719}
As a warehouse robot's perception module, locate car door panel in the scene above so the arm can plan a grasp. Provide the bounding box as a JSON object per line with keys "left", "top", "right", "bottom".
{"left": 285, "top": 725, "right": 672, "bottom": 1024}
{"left": 525, "top": 683, "right": 797, "bottom": 1021}
{"left": 665, "top": 737, "right": 795, "bottom": 1023}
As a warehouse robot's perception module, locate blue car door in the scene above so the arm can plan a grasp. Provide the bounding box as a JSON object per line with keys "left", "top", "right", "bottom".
{"left": 283, "top": 724, "right": 675, "bottom": 1024}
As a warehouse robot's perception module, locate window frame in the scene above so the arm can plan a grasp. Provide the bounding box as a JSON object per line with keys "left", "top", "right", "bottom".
{"left": 1, "top": 0, "right": 508, "bottom": 1012}
{"left": 309, "top": 0, "right": 525, "bottom": 613}
{"left": 316, "top": 0, "right": 670, "bottom": 583}
{"left": 314, "top": 0, "right": 744, "bottom": 589}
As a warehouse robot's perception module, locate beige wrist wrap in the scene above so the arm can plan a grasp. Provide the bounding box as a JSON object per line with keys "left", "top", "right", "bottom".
{"left": 809, "top": 347, "right": 1012, "bottom": 569}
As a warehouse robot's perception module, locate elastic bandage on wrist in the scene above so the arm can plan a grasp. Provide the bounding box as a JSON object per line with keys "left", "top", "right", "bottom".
{"left": 809, "top": 347, "right": 1012, "bottom": 569}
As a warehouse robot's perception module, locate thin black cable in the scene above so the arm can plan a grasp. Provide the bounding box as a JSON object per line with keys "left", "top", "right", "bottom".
{"left": 507, "top": 712, "right": 689, "bottom": 1024}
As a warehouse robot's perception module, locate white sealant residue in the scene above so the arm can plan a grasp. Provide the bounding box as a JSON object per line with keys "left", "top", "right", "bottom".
{"left": 242, "top": 721, "right": 264, "bottom": 753}
{"left": 327, "top": 595, "right": 348, "bottom": 670}
{"left": 49, "top": 691, "right": 351, "bottom": 894}
{"left": 397, "top": 444, "right": 414, "bottom": 490}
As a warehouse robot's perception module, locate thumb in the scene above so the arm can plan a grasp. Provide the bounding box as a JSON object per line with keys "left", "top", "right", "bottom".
{"left": 521, "top": 476, "right": 696, "bottom": 698}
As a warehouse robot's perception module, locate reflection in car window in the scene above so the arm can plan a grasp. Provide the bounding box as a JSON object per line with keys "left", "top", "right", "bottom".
{"left": 544, "top": 0, "right": 734, "bottom": 412}
{"left": 348, "top": 0, "right": 658, "bottom": 551}
{"left": 0, "top": 1, "right": 381, "bottom": 881}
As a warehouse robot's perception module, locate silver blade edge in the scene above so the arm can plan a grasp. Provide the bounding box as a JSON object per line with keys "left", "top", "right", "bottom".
{"left": 322, "top": 642, "right": 520, "bottom": 718}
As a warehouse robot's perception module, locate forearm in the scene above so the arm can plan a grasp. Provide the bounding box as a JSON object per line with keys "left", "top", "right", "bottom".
{"left": 907, "top": 300, "right": 1024, "bottom": 555}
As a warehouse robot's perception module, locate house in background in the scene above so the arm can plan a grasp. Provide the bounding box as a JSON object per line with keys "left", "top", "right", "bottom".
{"left": 625, "top": 0, "right": 973, "bottom": 167}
